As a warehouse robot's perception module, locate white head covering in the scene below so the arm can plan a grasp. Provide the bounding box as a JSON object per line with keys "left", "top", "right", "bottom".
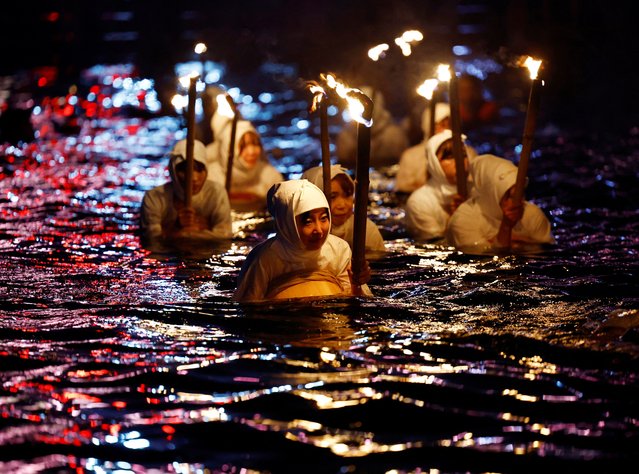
{"left": 168, "top": 139, "right": 208, "bottom": 201}
{"left": 218, "top": 120, "right": 267, "bottom": 176}
{"left": 421, "top": 102, "right": 450, "bottom": 135}
{"left": 472, "top": 155, "right": 519, "bottom": 220}
{"left": 301, "top": 164, "right": 354, "bottom": 191}
{"left": 267, "top": 179, "right": 331, "bottom": 258}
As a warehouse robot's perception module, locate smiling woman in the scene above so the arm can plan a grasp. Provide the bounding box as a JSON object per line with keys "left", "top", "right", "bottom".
{"left": 233, "top": 179, "right": 372, "bottom": 302}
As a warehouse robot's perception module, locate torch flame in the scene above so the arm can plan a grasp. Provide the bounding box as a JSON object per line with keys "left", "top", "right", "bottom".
{"left": 436, "top": 64, "right": 451, "bottom": 82}
{"left": 171, "top": 94, "right": 187, "bottom": 111}
{"left": 523, "top": 56, "right": 542, "bottom": 80}
{"left": 320, "top": 73, "right": 372, "bottom": 127}
{"left": 194, "top": 42, "right": 207, "bottom": 54}
{"left": 394, "top": 30, "right": 423, "bottom": 56}
{"left": 416, "top": 78, "right": 439, "bottom": 100}
{"left": 216, "top": 94, "right": 235, "bottom": 118}
{"left": 307, "top": 83, "right": 326, "bottom": 112}
{"left": 368, "top": 43, "right": 389, "bottom": 61}
{"left": 178, "top": 71, "right": 200, "bottom": 89}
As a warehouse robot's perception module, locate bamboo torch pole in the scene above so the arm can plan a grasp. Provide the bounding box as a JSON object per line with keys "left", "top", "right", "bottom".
{"left": 428, "top": 88, "right": 438, "bottom": 139}
{"left": 224, "top": 94, "right": 239, "bottom": 195}
{"left": 351, "top": 90, "right": 374, "bottom": 292}
{"left": 503, "top": 57, "right": 542, "bottom": 247}
{"left": 184, "top": 75, "right": 198, "bottom": 208}
{"left": 448, "top": 66, "right": 468, "bottom": 199}
{"left": 308, "top": 83, "right": 332, "bottom": 201}
{"left": 512, "top": 57, "right": 542, "bottom": 204}
{"left": 319, "top": 96, "right": 332, "bottom": 200}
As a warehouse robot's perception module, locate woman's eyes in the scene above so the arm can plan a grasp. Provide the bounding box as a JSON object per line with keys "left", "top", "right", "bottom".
{"left": 301, "top": 214, "right": 329, "bottom": 225}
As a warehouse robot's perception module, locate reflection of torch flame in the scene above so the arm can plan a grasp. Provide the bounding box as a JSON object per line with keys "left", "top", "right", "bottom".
{"left": 394, "top": 29, "right": 423, "bottom": 56}
{"left": 416, "top": 78, "right": 439, "bottom": 100}
{"left": 522, "top": 56, "right": 542, "bottom": 80}
{"left": 368, "top": 43, "right": 389, "bottom": 61}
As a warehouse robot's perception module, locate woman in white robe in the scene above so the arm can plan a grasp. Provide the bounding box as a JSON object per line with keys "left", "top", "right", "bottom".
{"left": 446, "top": 154, "right": 555, "bottom": 252}
{"left": 140, "top": 139, "right": 232, "bottom": 248}
{"left": 301, "top": 164, "right": 386, "bottom": 254}
{"left": 395, "top": 102, "right": 451, "bottom": 194}
{"left": 208, "top": 120, "right": 283, "bottom": 211}
{"left": 234, "top": 179, "right": 372, "bottom": 303}
{"left": 404, "top": 130, "right": 476, "bottom": 242}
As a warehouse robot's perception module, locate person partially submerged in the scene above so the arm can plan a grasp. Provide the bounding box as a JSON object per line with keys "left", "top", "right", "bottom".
{"left": 404, "top": 129, "right": 477, "bottom": 242}
{"left": 301, "top": 164, "right": 386, "bottom": 255}
{"left": 140, "top": 139, "right": 232, "bottom": 250}
{"left": 446, "top": 154, "right": 555, "bottom": 252}
{"left": 207, "top": 119, "right": 283, "bottom": 211}
{"left": 233, "top": 179, "right": 372, "bottom": 303}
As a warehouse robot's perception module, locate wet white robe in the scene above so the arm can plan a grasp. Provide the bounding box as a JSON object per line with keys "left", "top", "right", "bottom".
{"left": 404, "top": 130, "right": 476, "bottom": 242}
{"left": 446, "top": 154, "right": 555, "bottom": 251}
{"left": 207, "top": 120, "right": 283, "bottom": 208}
{"left": 395, "top": 103, "right": 451, "bottom": 193}
{"left": 234, "top": 179, "right": 371, "bottom": 302}
{"left": 140, "top": 140, "right": 232, "bottom": 244}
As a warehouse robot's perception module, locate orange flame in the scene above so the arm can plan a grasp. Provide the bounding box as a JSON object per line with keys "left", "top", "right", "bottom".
{"left": 307, "top": 83, "right": 326, "bottom": 112}
{"left": 436, "top": 64, "right": 451, "bottom": 82}
{"left": 522, "top": 56, "right": 542, "bottom": 80}
{"left": 178, "top": 71, "right": 200, "bottom": 89}
{"left": 416, "top": 78, "right": 439, "bottom": 100}
{"left": 321, "top": 73, "right": 372, "bottom": 127}
{"left": 216, "top": 93, "right": 235, "bottom": 118}
{"left": 368, "top": 43, "right": 389, "bottom": 61}
{"left": 394, "top": 30, "right": 423, "bottom": 56}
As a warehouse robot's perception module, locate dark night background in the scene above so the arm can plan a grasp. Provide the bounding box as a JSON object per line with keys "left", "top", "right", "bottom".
{"left": 1, "top": 0, "right": 638, "bottom": 133}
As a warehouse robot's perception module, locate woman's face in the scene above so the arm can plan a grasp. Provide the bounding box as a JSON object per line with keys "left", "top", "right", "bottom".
{"left": 436, "top": 139, "right": 467, "bottom": 185}
{"left": 329, "top": 179, "right": 353, "bottom": 226}
{"left": 175, "top": 162, "right": 207, "bottom": 196}
{"left": 240, "top": 143, "right": 261, "bottom": 168}
{"left": 295, "top": 207, "right": 330, "bottom": 250}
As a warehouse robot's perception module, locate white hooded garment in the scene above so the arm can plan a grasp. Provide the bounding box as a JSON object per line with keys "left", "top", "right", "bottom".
{"left": 140, "top": 139, "right": 232, "bottom": 244}
{"left": 446, "top": 154, "right": 555, "bottom": 251}
{"left": 301, "top": 164, "right": 386, "bottom": 253}
{"left": 404, "top": 130, "right": 476, "bottom": 242}
{"left": 233, "top": 179, "right": 371, "bottom": 302}
{"left": 207, "top": 120, "right": 283, "bottom": 206}
{"left": 395, "top": 102, "right": 451, "bottom": 193}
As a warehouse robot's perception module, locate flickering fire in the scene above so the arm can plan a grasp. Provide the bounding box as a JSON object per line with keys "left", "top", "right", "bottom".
{"left": 394, "top": 30, "right": 423, "bottom": 56}
{"left": 216, "top": 94, "right": 236, "bottom": 118}
{"left": 368, "top": 43, "right": 390, "bottom": 61}
{"left": 436, "top": 64, "right": 451, "bottom": 82}
{"left": 321, "top": 74, "right": 372, "bottom": 127}
{"left": 308, "top": 84, "right": 326, "bottom": 113}
{"left": 522, "top": 56, "right": 542, "bottom": 80}
{"left": 178, "top": 71, "right": 199, "bottom": 89}
{"left": 416, "top": 78, "right": 439, "bottom": 100}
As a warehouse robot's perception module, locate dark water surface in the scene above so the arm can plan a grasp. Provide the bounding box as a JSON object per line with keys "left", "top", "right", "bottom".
{"left": 1, "top": 66, "right": 639, "bottom": 473}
